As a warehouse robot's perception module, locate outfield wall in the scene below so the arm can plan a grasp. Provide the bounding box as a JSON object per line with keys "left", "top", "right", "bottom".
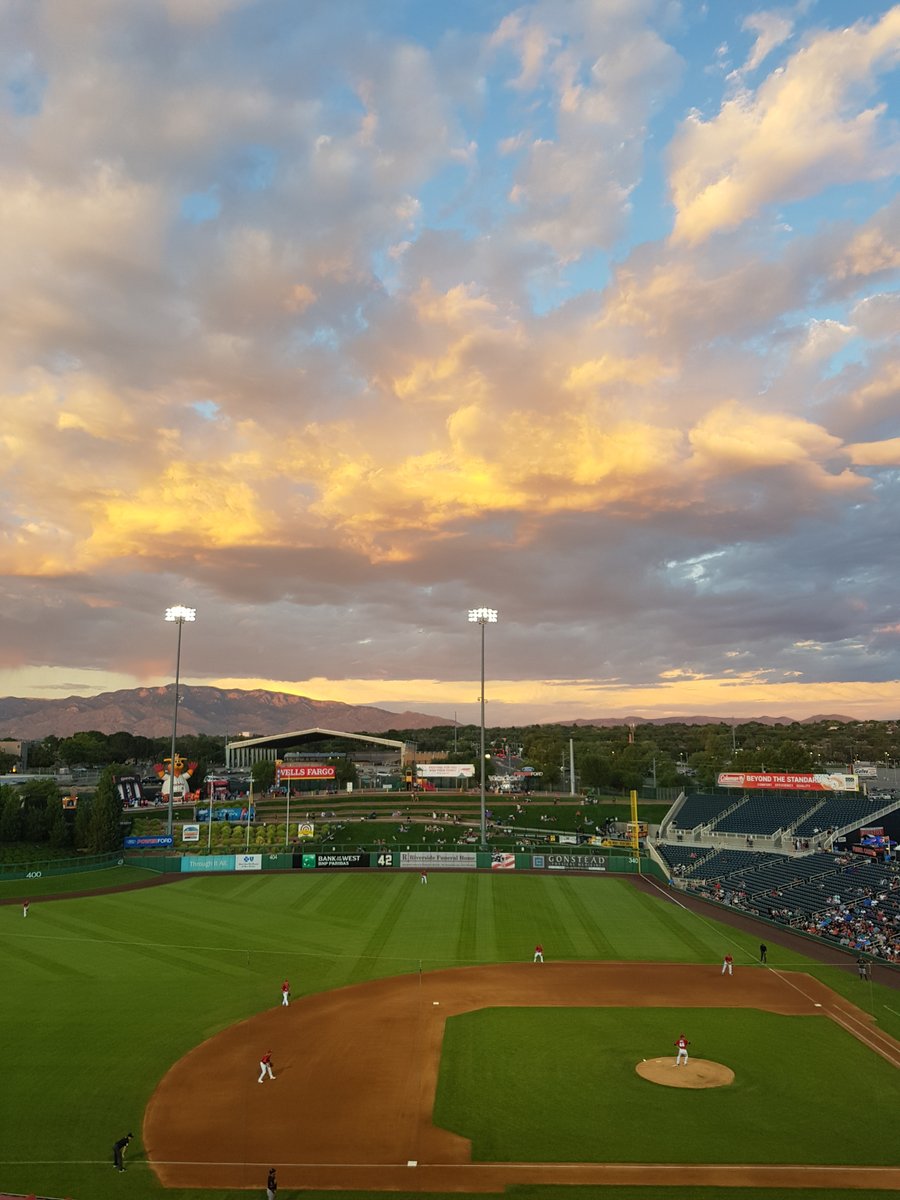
{"left": 124, "top": 848, "right": 666, "bottom": 878}
{"left": 0, "top": 850, "right": 124, "bottom": 881}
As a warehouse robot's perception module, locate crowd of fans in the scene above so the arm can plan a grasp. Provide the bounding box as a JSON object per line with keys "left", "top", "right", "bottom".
{"left": 680, "top": 855, "right": 900, "bottom": 963}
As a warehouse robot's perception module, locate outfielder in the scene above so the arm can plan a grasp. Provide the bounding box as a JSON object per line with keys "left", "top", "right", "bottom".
{"left": 258, "top": 1050, "right": 276, "bottom": 1083}
{"left": 674, "top": 1034, "right": 689, "bottom": 1065}
{"left": 281, "top": 979, "right": 290, "bottom": 1007}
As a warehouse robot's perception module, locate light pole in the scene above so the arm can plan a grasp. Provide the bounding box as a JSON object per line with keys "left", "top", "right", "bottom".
{"left": 468, "top": 607, "right": 498, "bottom": 847}
{"left": 164, "top": 605, "right": 196, "bottom": 838}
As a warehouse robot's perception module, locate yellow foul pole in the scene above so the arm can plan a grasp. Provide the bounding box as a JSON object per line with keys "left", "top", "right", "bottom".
{"left": 630, "top": 788, "right": 642, "bottom": 875}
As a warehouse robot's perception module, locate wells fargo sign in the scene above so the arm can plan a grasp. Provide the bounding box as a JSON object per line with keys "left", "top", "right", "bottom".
{"left": 276, "top": 764, "right": 336, "bottom": 781}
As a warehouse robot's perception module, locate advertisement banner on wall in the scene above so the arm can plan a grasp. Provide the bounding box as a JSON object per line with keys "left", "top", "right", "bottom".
{"left": 717, "top": 771, "right": 858, "bottom": 792}
{"left": 297, "top": 821, "right": 315, "bottom": 838}
{"left": 415, "top": 764, "right": 476, "bottom": 778}
{"left": 491, "top": 852, "right": 516, "bottom": 870}
{"left": 276, "top": 764, "right": 336, "bottom": 781}
{"left": 180, "top": 855, "right": 235, "bottom": 872}
{"left": 399, "top": 851, "right": 477, "bottom": 870}
{"left": 181, "top": 825, "right": 200, "bottom": 842}
{"left": 123, "top": 835, "right": 174, "bottom": 848}
{"left": 315, "top": 852, "right": 369, "bottom": 869}
{"left": 235, "top": 854, "right": 262, "bottom": 871}
{"left": 546, "top": 854, "right": 607, "bottom": 871}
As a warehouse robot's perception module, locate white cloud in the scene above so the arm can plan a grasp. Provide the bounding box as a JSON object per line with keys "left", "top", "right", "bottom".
{"left": 740, "top": 10, "right": 794, "bottom": 74}
{"left": 670, "top": 7, "right": 900, "bottom": 243}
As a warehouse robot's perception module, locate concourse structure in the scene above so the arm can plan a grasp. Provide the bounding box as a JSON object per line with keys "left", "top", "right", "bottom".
{"left": 224, "top": 727, "right": 411, "bottom": 773}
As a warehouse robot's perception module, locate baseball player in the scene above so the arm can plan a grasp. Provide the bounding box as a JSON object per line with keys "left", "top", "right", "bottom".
{"left": 22, "top": 900, "right": 29, "bottom": 918}
{"left": 533, "top": 943, "right": 544, "bottom": 962}
{"left": 420, "top": 870, "right": 428, "bottom": 885}
{"left": 258, "top": 1050, "right": 276, "bottom": 1083}
{"left": 112, "top": 1132, "right": 133, "bottom": 1172}
{"left": 281, "top": 979, "right": 290, "bottom": 1007}
{"left": 721, "top": 953, "right": 734, "bottom": 975}
{"left": 267, "top": 1166, "right": 278, "bottom": 1198}
{"left": 674, "top": 1035, "right": 689, "bottom": 1066}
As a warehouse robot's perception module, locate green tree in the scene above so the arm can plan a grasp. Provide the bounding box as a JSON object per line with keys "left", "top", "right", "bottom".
{"left": 0, "top": 791, "right": 23, "bottom": 843}
{"left": 252, "top": 759, "right": 276, "bottom": 791}
{"left": 74, "top": 796, "right": 93, "bottom": 850}
{"left": 48, "top": 803, "right": 72, "bottom": 849}
{"left": 58, "top": 732, "right": 107, "bottom": 767}
{"left": 88, "top": 766, "right": 125, "bottom": 852}
{"left": 332, "top": 758, "right": 358, "bottom": 789}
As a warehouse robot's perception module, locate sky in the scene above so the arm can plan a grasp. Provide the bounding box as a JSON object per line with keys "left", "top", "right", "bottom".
{"left": 1, "top": 0, "right": 900, "bottom": 727}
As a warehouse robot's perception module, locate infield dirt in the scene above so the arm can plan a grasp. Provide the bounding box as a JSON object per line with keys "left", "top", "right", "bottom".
{"left": 144, "top": 960, "right": 900, "bottom": 1192}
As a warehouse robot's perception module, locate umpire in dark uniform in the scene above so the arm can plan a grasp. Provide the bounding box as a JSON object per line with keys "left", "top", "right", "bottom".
{"left": 113, "top": 1132, "right": 133, "bottom": 1171}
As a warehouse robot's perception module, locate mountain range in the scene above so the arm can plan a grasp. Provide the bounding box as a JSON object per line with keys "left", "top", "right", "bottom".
{"left": 0, "top": 684, "right": 858, "bottom": 740}
{"left": 0, "top": 685, "right": 456, "bottom": 740}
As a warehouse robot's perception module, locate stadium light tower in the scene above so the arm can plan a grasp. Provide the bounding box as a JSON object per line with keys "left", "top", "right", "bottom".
{"left": 164, "top": 605, "right": 196, "bottom": 837}
{"left": 468, "top": 607, "right": 498, "bottom": 847}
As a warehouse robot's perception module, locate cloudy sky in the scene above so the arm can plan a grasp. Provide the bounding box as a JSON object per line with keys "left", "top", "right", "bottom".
{"left": 2, "top": 0, "right": 900, "bottom": 725}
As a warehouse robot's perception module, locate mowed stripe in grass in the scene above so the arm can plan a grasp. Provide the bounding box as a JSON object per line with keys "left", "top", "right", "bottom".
{"left": 434, "top": 1007, "right": 900, "bottom": 1165}
{"left": 0, "top": 871, "right": 895, "bottom": 1200}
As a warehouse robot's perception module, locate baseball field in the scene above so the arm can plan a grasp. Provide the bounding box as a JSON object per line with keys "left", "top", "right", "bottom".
{"left": 1, "top": 866, "right": 899, "bottom": 1200}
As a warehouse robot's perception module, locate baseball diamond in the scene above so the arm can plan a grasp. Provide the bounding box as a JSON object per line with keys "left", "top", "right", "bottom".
{"left": 143, "top": 961, "right": 900, "bottom": 1192}
{"left": 3, "top": 868, "right": 900, "bottom": 1200}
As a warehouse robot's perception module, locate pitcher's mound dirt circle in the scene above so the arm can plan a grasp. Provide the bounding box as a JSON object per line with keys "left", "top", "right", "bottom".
{"left": 636, "top": 1056, "right": 734, "bottom": 1088}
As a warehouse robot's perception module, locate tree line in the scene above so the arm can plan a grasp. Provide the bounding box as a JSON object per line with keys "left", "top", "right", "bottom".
{"left": 0, "top": 765, "right": 130, "bottom": 856}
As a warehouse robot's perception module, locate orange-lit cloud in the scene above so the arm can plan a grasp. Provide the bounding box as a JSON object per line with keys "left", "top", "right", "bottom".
{"left": 0, "top": 1, "right": 898, "bottom": 722}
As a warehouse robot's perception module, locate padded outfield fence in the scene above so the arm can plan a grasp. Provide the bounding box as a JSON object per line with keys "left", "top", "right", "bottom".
{"left": 124, "top": 846, "right": 665, "bottom": 876}
{"left": 0, "top": 850, "right": 124, "bottom": 881}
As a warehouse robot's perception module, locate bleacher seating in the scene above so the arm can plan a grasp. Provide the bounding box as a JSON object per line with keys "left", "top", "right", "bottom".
{"left": 712, "top": 794, "right": 811, "bottom": 835}
{"left": 656, "top": 844, "right": 711, "bottom": 876}
{"left": 670, "top": 793, "right": 733, "bottom": 830}
{"left": 679, "top": 839, "right": 900, "bottom": 961}
{"left": 792, "top": 796, "right": 893, "bottom": 837}
{"left": 687, "top": 848, "right": 770, "bottom": 880}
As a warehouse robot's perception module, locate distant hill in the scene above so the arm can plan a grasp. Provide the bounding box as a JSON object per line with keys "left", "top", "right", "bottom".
{"left": 563, "top": 714, "right": 856, "bottom": 728}
{"left": 0, "top": 685, "right": 456, "bottom": 740}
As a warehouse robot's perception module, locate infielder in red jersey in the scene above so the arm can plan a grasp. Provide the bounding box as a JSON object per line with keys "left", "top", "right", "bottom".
{"left": 721, "top": 953, "right": 734, "bottom": 975}
{"left": 258, "top": 1050, "right": 276, "bottom": 1083}
{"left": 674, "top": 1034, "right": 689, "bottom": 1065}
{"left": 533, "top": 943, "right": 543, "bottom": 962}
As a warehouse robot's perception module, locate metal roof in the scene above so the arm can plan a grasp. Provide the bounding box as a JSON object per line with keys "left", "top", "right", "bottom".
{"left": 225, "top": 727, "right": 406, "bottom": 753}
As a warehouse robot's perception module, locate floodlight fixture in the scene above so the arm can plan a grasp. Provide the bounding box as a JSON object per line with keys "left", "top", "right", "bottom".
{"left": 165, "top": 606, "right": 197, "bottom": 623}
{"left": 468, "top": 608, "right": 498, "bottom": 624}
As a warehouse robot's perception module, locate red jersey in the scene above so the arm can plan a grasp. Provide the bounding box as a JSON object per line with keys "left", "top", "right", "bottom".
{"left": 535, "top": 944, "right": 543, "bottom": 954}
{"left": 675, "top": 1036, "right": 689, "bottom": 1050}
{"left": 282, "top": 981, "right": 290, "bottom": 993}
{"left": 261, "top": 1052, "right": 272, "bottom": 1065}
{"left": 723, "top": 955, "right": 733, "bottom": 964}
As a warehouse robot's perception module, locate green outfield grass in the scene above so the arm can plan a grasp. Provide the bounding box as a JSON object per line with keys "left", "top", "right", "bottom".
{"left": 0, "top": 871, "right": 897, "bottom": 1200}
{"left": 0, "top": 862, "right": 157, "bottom": 900}
{"left": 434, "top": 1007, "right": 900, "bottom": 1164}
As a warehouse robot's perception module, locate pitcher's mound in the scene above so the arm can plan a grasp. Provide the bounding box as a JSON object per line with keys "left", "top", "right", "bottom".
{"left": 636, "top": 1057, "right": 734, "bottom": 1088}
